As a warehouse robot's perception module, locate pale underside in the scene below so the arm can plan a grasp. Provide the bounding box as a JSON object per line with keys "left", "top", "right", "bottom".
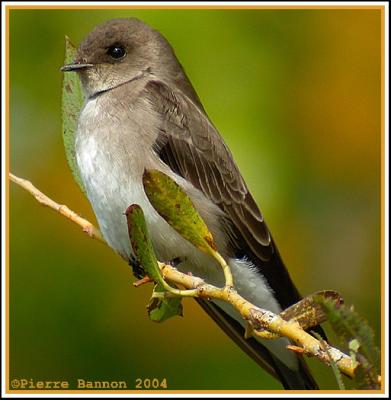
{"left": 75, "top": 82, "right": 297, "bottom": 370}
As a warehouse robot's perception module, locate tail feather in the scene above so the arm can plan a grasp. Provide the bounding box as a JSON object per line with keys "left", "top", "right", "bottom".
{"left": 196, "top": 298, "right": 319, "bottom": 390}
{"left": 273, "top": 356, "right": 318, "bottom": 390}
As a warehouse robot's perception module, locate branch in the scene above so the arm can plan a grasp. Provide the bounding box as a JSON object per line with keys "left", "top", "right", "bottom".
{"left": 9, "top": 173, "right": 104, "bottom": 242}
{"left": 159, "top": 264, "right": 356, "bottom": 377}
{"left": 9, "top": 172, "right": 367, "bottom": 381}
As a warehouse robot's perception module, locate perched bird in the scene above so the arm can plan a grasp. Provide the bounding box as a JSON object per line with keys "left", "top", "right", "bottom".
{"left": 61, "top": 18, "right": 320, "bottom": 389}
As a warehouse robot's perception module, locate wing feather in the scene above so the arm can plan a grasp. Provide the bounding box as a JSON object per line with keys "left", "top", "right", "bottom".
{"left": 145, "top": 80, "right": 277, "bottom": 264}
{"left": 142, "top": 79, "right": 322, "bottom": 389}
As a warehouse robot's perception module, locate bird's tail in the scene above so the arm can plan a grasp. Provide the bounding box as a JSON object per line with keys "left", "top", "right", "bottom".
{"left": 273, "top": 355, "right": 318, "bottom": 390}
{"left": 196, "top": 298, "right": 319, "bottom": 390}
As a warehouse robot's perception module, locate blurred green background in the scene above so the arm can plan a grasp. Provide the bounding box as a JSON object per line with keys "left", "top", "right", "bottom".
{"left": 9, "top": 8, "right": 382, "bottom": 391}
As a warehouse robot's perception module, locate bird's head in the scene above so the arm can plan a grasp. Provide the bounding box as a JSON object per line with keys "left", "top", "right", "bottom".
{"left": 61, "top": 18, "right": 180, "bottom": 98}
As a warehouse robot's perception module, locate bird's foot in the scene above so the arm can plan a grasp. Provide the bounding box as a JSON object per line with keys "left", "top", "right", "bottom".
{"left": 128, "top": 254, "right": 146, "bottom": 279}
{"left": 164, "top": 256, "right": 184, "bottom": 268}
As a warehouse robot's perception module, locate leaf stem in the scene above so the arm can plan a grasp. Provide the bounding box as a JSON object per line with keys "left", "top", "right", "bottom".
{"left": 161, "top": 281, "right": 198, "bottom": 297}
{"left": 212, "top": 250, "right": 234, "bottom": 288}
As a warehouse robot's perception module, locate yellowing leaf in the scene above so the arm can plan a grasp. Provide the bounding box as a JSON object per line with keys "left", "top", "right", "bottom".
{"left": 143, "top": 169, "right": 217, "bottom": 257}
{"left": 280, "top": 290, "right": 343, "bottom": 330}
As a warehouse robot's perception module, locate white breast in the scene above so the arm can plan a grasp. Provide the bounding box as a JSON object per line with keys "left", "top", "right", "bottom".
{"left": 76, "top": 94, "right": 297, "bottom": 370}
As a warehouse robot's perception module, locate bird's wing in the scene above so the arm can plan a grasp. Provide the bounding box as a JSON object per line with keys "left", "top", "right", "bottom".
{"left": 142, "top": 79, "right": 319, "bottom": 389}
{"left": 143, "top": 79, "right": 301, "bottom": 309}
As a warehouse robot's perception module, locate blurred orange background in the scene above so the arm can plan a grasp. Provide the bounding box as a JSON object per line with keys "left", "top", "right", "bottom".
{"left": 8, "top": 7, "right": 383, "bottom": 390}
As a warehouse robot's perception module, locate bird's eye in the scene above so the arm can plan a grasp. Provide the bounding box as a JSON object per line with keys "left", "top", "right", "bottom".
{"left": 107, "top": 45, "right": 126, "bottom": 60}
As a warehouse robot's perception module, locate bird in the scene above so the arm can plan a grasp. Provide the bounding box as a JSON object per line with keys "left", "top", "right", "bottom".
{"left": 61, "top": 18, "right": 321, "bottom": 389}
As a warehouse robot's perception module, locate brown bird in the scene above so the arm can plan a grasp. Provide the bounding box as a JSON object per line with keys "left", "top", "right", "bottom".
{"left": 61, "top": 18, "right": 322, "bottom": 389}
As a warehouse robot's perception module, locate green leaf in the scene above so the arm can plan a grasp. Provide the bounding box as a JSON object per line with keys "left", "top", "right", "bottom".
{"left": 280, "top": 290, "right": 343, "bottom": 330}
{"left": 125, "top": 204, "right": 183, "bottom": 322}
{"left": 317, "top": 297, "right": 380, "bottom": 389}
{"left": 147, "top": 290, "right": 183, "bottom": 323}
{"left": 143, "top": 169, "right": 217, "bottom": 257}
{"left": 352, "top": 353, "right": 380, "bottom": 390}
{"left": 319, "top": 299, "right": 380, "bottom": 371}
{"left": 61, "top": 36, "right": 85, "bottom": 194}
{"left": 125, "top": 204, "right": 164, "bottom": 285}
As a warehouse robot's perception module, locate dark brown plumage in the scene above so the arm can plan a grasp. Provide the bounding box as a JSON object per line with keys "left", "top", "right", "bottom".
{"left": 143, "top": 78, "right": 322, "bottom": 388}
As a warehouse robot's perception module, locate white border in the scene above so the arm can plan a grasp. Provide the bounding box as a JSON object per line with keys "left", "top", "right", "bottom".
{"left": 0, "top": 1, "right": 389, "bottom": 6}
{"left": 1, "top": 1, "right": 389, "bottom": 398}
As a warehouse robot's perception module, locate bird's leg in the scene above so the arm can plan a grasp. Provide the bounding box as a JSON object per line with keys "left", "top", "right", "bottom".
{"left": 164, "top": 256, "right": 184, "bottom": 268}
{"left": 128, "top": 254, "right": 146, "bottom": 279}
{"left": 129, "top": 254, "right": 184, "bottom": 281}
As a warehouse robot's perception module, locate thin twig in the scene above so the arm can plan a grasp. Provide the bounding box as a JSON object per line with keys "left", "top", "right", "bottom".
{"left": 160, "top": 263, "right": 357, "bottom": 378}
{"left": 9, "top": 173, "right": 104, "bottom": 242}
{"left": 133, "top": 276, "right": 154, "bottom": 287}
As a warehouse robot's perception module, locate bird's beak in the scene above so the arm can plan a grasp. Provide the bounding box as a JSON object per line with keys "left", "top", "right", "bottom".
{"left": 60, "top": 60, "right": 94, "bottom": 72}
